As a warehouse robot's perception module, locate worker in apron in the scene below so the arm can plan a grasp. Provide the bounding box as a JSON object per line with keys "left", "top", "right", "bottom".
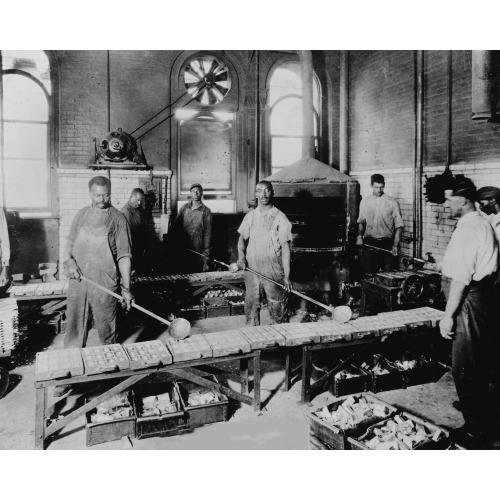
{"left": 237, "top": 181, "right": 293, "bottom": 326}
{"left": 56, "top": 176, "right": 133, "bottom": 398}
{"left": 171, "top": 183, "right": 212, "bottom": 273}
{"left": 440, "top": 177, "right": 498, "bottom": 448}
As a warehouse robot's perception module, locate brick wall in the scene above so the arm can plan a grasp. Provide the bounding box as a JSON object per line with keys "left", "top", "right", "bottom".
{"left": 348, "top": 50, "right": 500, "bottom": 265}
{"left": 58, "top": 168, "right": 167, "bottom": 267}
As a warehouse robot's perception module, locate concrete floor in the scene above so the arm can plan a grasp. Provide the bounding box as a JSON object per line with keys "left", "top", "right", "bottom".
{"left": 0, "top": 311, "right": 465, "bottom": 450}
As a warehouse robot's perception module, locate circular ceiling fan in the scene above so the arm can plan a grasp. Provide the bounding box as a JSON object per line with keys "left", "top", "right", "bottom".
{"left": 184, "top": 55, "right": 231, "bottom": 106}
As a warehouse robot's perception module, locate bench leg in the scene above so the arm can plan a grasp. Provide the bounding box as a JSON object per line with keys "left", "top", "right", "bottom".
{"left": 301, "top": 346, "right": 312, "bottom": 403}
{"left": 35, "top": 386, "right": 47, "bottom": 450}
{"left": 284, "top": 351, "right": 292, "bottom": 391}
{"left": 240, "top": 357, "right": 249, "bottom": 394}
{"left": 253, "top": 351, "right": 261, "bottom": 412}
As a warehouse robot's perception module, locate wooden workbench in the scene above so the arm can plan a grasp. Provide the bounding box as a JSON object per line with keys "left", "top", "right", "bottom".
{"left": 34, "top": 349, "right": 261, "bottom": 450}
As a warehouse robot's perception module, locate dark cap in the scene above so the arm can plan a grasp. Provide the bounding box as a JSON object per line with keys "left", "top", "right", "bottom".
{"left": 190, "top": 183, "right": 203, "bottom": 191}
{"left": 449, "top": 176, "right": 477, "bottom": 202}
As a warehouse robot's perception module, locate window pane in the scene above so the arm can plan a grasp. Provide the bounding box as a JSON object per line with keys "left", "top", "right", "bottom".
{"left": 271, "top": 137, "right": 302, "bottom": 168}
{"left": 179, "top": 119, "right": 232, "bottom": 192}
{"left": 2, "top": 50, "right": 51, "bottom": 94}
{"left": 3, "top": 74, "right": 49, "bottom": 121}
{"left": 4, "top": 122, "right": 47, "bottom": 159}
{"left": 269, "top": 61, "right": 320, "bottom": 112}
{"left": 271, "top": 98, "right": 303, "bottom": 135}
{"left": 3, "top": 159, "right": 48, "bottom": 208}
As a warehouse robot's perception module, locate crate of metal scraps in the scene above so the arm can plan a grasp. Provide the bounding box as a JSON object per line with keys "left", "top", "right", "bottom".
{"left": 85, "top": 391, "right": 136, "bottom": 446}
{"left": 308, "top": 393, "right": 398, "bottom": 450}
{"left": 348, "top": 411, "right": 450, "bottom": 450}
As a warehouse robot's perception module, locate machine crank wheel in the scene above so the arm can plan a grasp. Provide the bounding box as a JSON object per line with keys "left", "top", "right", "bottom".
{"left": 402, "top": 275, "right": 424, "bottom": 301}
{"left": 184, "top": 55, "right": 231, "bottom": 106}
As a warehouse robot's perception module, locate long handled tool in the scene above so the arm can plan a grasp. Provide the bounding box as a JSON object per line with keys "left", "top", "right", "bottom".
{"left": 363, "top": 243, "right": 396, "bottom": 255}
{"left": 184, "top": 248, "right": 351, "bottom": 321}
{"left": 80, "top": 276, "right": 191, "bottom": 339}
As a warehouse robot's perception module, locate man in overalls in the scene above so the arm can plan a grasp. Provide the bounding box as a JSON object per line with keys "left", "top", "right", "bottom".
{"left": 55, "top": 176, "right": 133, "bottom": 397}
{"left": 172, "top": 183, "right": 212, "bottom": 272}
{"left": 237, "top": 181, "right": 293, "bottom": 326}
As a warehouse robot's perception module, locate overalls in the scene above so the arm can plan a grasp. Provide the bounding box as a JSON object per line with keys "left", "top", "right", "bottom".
{"left": 244, "top": 208, "right": 287, "bottom": 326}
{"left": 180, "top": 205, "right": 207, "bottom": 272}
{"left": 65, "top": 209, "right": 118, "bottom": 348}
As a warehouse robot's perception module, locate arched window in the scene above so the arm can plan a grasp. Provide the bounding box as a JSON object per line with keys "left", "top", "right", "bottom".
{"left": 0, "top": 50, "right": 54, "bottom": 214}
{"left": 268, "top": 61, "right": 321, "bottom": 176}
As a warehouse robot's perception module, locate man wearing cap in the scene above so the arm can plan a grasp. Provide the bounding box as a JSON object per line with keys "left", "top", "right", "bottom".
{"left": 356, "top": 173, "right": 404, "bottom": 274}
{"left": 440, "top": 177, "right": 498, "bottom": 447}
{"left": 237, "top": 181, "right": 293, "bottom": 326}
{"left": 172, "top": 183, "right": 212, "bottom": 272}
{"left": 477, "top": 186, "right": 500, "bottom": 242}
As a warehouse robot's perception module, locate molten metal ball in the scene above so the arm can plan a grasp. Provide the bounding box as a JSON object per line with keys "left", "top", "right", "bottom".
{"left": 332, "top": 305, "right": 352, "bottom": 323}
{"left": 229, "top": 263, "right": 240, "bottom": 273}
{"left": 167, "top": 318, "right": 191, "bottom": 340}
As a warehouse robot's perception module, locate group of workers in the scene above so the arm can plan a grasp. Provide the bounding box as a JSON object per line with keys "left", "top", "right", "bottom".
{"left": 1, "top": 170, "right": 498, "bottom": 447}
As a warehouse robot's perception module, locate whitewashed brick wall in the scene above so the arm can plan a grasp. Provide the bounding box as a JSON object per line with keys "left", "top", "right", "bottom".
{"left": 58, "top": 168, "right": 166, "bottom": 266}
{"left": 351, "top": 162, "right": 500, "bottom": 264}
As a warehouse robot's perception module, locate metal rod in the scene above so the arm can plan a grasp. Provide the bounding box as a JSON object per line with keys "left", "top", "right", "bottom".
{"left": 80, "top": 276, "right": 171, "bottom": 327}
{"left": 363, "top": 243, "right": 395, "bottom": 255}
{"left": 183, "top": 248, "right": 334, "bottom": 313}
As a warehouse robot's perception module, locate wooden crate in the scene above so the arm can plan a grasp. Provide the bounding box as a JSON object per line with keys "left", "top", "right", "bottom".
{"left": 179, "top": 305, "right": 206, "bottom": 321}
{"left": 357, "top": 354, "right": 406, "bottom": 393}
{"left": 86, "top": 392, "right": 136, "bottom": 446}
{"left": 348, "top": 411, "right": 450, "bottom": 450}
{"left": 176, "top": 377, "right": 229, "bottom": 428}
{"left": 330, "top": 364, "right": 372, "bottom": 397}
{"left": 133, "top": 382, "right": 188, "bottom": 440}
{"left": 204, "top": 297, "right": 231, "bottom": 318}
{"left": 308, "top": 393, "right": 398, "bottom": 450}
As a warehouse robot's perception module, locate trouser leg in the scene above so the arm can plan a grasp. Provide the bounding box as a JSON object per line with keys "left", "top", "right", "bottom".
{"left": 452, "top": 292, "right": 493, "bottom": 433}
{"left": 244, "top": 271, "right": 261, "bottom": 326}
{"left": 64, "top": 279, "right": 91, "bottom": 348}
{"left": 262, "top": 279, "right": 287, "bottom": 324}
{"left": 87, "top": 270, "right": 118, "bottom": 345}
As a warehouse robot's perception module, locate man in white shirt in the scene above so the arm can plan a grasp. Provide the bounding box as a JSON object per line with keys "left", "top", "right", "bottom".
{"left": 357, "top": 173, "right": 404, "bottom": 274}
{"left": 441, "top": 177, "right": 498, "bottom": 447}
{"left": 0, "top": 209, "right": 11, "bottom": 290}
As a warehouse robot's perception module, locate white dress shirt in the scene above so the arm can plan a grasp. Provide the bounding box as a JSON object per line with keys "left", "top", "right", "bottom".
{"left": 442, "top": 211, "right": 497, "bottom": 285}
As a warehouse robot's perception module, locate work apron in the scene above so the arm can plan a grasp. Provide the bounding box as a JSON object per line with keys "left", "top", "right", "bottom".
{"left": 65, "top": 210, "right": 119, "bottom": 348}
{"left": 180, "top": 206, "right": 206, "bottom": 272}
{"left": 443, "top": 276, "right": 497, "bottom": 433}
{"left": 244, "top": 209, "right": 287, "bottom": 325}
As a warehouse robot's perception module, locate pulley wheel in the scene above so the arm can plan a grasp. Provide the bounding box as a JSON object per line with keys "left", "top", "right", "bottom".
{"left": 402, "top": 275, "right": 425, "bottom": 301}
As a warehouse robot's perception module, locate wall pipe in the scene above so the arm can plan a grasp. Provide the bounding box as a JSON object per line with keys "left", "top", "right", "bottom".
{"left": 254, "top": 50, "right": 260, "bottom": 184}
{"left": 298, "top": 50, "right": 315, "bottom": 159}
{"left": 471, "top": 50, "right": 493, "bottom": 121}
{"left": 413, "top": 50, "right": 424, "bottom": 259}
{"left": 339, "top": 50, "right": 349, "bottom": 174}
{"left": 446, "top": 50, "right": 452, "bottom": 166}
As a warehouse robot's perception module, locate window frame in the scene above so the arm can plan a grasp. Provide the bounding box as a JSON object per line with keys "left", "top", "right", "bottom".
{"left": 0, "top": 51, "right": 58, "bottom": 217}
{"left": 264, "top": 59, "right": 323, "bottom": 177}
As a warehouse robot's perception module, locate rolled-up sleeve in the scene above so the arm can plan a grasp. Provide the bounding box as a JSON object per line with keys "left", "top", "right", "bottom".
{"left": 0, "top": 209, "right": 10, "bottom": 266}
{"left": 392, "top": 200, "right": 404, "bottom": 230}
{"left": 277, "top": 214, "right": 292, "bottom": 245}
{"left": 113, "top": 212, "right": 132, "bottom": 261}
{"left": 237, "top": 212, "right": 252, "bottom": 240}
{"left": 357, "top": 198, "right": 367, "bottom": 224}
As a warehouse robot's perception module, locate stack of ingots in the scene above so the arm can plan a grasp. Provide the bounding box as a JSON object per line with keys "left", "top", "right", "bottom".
{"left": 0, "top": 298, "right": 19, "bottom": 354}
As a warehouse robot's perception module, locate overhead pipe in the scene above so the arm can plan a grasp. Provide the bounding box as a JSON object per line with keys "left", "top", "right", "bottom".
{"left": 339, "top": 50, "right": 349, "bottom": 174}
{"left": 471, "top": 50, "right": 493, "bottom": 120}
{"left": 298, "top": 50, "right": 315, "bottom": 159}
{"left": 413, "top": 50, "right": 424, "bottom": 259}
